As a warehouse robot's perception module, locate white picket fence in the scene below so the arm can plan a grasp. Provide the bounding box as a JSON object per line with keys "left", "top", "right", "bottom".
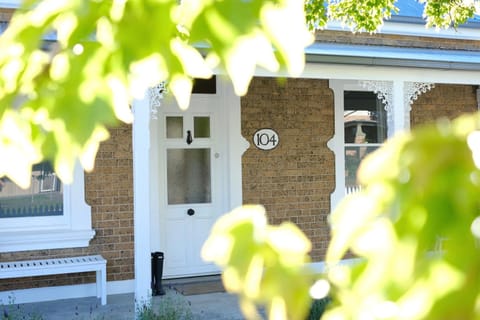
{"left": 345, "top": 185, "right": 362, "bottom": 194}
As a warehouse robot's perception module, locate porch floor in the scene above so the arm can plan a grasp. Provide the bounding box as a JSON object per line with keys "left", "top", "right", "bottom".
{"left": 2, "top": 289, "right": 247, "bottom": 319}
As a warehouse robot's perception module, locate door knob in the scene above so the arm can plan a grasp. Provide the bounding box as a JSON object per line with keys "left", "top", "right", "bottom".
{"left": 187, "top": 208, "right": 195, "bottom": 216}
{"left": 186, "top": 130, "right": 193, "bottom": 145}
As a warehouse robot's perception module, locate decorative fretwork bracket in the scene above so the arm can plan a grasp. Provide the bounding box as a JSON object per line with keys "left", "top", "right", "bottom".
{"left": 404, "top": 82, "right": 435, "bottom": 106}
{"left": 148, "top": 82, "right": 168, "bottom": 119}
{"left": 359, "top": 80, "right": 394, "bottom": 133}
{"left": 403, "top": 82, "right": 435, "bottom": 128}
{"left": 359, "top": 80, "right": 435, "bottom": 131}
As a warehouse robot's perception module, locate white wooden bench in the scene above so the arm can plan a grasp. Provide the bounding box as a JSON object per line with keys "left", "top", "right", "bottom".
{"left": 0, "top": 255, "right": 107, "bottom": 305}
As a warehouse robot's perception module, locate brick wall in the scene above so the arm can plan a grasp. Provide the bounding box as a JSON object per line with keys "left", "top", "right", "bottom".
{"left": 0, "top": 123, "right": 134, "bottom": 291}
{"left": 411, "top": 84, "right": 478, "bottom": 126}
{"left": 0, "top": 9, "right": 13, "bottom": 20}
{"left": 241, "top": 77, "right": 335, "bottom": 260}
{"left": 85, "top": 123, "right": 134, "bottom": 282}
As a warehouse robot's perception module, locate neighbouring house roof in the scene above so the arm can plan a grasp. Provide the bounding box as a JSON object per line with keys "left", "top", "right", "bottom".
{"left": 316, "top": 0, "right": 480, "bottom": 70}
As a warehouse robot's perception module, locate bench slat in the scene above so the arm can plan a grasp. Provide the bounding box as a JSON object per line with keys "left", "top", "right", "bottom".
{"left": 0, "top": 255, "right": 107, "bottom": 305}
{"left": 0, "top": 255, "right": 104, "bottom": 270}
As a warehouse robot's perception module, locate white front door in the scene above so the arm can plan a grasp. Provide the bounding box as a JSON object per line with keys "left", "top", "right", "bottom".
{"left": 152, "top": 93, "right": 226, "bottom": 278}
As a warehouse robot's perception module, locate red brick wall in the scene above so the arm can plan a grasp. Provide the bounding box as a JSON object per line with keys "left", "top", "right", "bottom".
{"left": 241, "top": 77, "right": 335, "bottom": 260}
{"left": 316, "top": 30, "right": 480, "bottom": 51}
{"left": 411, "top": 84, "right": 478, "bottom": 126}
{"left": 85, "top": 123, "right": 134, "bottom": 282}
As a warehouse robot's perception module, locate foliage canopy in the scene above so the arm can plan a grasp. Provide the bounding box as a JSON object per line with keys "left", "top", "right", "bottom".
{"left": 0, "top": 0, "right": 478, "bottom": 186}
{"left": 0, "top": 0, "right": 312, "bottom": 187}
{"left": 1, "top": 0, "right": 480, "bottom": 319}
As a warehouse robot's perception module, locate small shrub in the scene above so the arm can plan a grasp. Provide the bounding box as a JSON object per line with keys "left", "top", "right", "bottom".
{"left": 137, "top": 292, "right": 192, "bottom": 320}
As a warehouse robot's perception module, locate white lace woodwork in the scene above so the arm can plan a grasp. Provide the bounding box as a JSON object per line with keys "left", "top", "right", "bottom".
{"left": 148, "top": 82, "right": 167, "bottom": 119}
{"left": 360, "top": 81, "right": 435, "bottom": 132}
{"left": 359, "top": 80, "right": 394, "bottom": 135}
{"left": 404, "top": 82, "right": 435, "bottom": 127}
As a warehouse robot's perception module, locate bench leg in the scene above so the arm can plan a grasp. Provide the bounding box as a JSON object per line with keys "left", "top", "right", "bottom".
{"left": 96, "top": 266, "right": 107, "bottom": 305}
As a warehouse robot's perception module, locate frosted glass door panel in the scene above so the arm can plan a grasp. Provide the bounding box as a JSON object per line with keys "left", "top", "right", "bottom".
{"left": 166, "top": 117, "right": 183, "bottom": 139}
{"left": 194, "top": 117, "right": 210, "bottom": 138}
{"left": 167, "top": 148, "right": 211, "bottom": 204}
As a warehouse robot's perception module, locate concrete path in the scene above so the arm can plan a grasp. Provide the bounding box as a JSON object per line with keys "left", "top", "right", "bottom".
{"left": 2, "top": 289, "right": 250, "bottom": 319}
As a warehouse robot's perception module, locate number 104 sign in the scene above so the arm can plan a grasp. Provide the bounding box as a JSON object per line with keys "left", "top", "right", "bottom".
{"left": 253, "top": 128, "right": 279, "bottom": 151}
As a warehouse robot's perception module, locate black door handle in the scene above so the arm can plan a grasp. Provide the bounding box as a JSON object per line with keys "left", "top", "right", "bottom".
{"left": 187, "top": 208, "right": 195, "bottom": 216}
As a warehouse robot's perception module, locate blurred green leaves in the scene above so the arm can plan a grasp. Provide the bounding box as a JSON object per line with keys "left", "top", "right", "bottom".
{"left": 328, "top": 0, "right": 398, "bottom": 32}
{"left": 324, "top": 113, "right": 480, "bottom": 319}
{"left": 422, "top": 0, "right": 477, "bottom": 29}
{"left": 202, "top": 205, "right": 314, "bottom": 320}
{"left": 0, "top": 0, "right": 312, "bottom": 187}
{"left": 205, "top": 113, "right": 480, "bottom": 320}
{"left": 305, "top": 0, "right": 478, "bottom": 32}
{"left": 1, "top": 0, "right": 478, "bottom": 187}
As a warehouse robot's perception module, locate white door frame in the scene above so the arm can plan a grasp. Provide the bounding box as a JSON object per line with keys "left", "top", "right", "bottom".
{"left": 133, "top": 79, "right": 248, "bottom": 301}
{"left": 151, "top": 91, "right": 226, "bottom": 277}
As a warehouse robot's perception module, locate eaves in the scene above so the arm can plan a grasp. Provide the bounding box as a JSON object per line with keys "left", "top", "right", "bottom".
{"left": 306, "top": 42, "right": 480, "bottom": 71}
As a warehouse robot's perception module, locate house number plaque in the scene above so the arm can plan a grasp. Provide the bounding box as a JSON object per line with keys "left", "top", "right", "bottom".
{"left": 253, "top": 128, "right": 279, "bottom": 151}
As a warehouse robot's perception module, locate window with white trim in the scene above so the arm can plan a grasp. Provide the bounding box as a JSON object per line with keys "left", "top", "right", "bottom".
{"left": 344, "top": 91, "right": 386, "bottom": 192}
{"left": 0, "top": 164, "right": 94, "bottom": 252}
{"left": 329, "top": 80, "right": 393, "bottom": 211}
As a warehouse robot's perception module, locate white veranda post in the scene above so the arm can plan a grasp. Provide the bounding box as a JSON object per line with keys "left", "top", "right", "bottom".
{"left": 132, "top": 83, "right": 165, "bottom": 305}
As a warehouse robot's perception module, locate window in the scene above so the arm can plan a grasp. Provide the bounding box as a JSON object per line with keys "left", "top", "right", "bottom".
{"left": 327, "top": 79, "right": 393, "bottom": 210}
{"left": 0, "top": 164, "right": 94, "bottom": 252}
{"left": 344, "top": 91, "right": 386, "bottom": 191}
{"left": 0, "top": 162, "right": 62, "bottom": 218}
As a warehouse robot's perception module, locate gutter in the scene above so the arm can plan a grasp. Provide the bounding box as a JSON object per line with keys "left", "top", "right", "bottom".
{"left": 306, "top": 43, "right": 480, "bottom": 71}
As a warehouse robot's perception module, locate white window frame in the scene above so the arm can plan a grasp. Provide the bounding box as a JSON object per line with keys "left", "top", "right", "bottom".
{"left": 344, "top": 91, "right": 387, "bottom": 192}
{"left": 0, "top": 164, "right": 95, "bottom": 252}
{"left": 0, "top": 1, "right": 94, "bottom": 252}
{"left": 328, "top": 80, "right": 392, "bottom": 211}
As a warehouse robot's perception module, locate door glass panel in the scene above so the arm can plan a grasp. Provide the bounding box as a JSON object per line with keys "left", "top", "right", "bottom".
{"left": 194, "top": 117, "right": 210, "bottom": 138}
{"left": 167, "top": 148, "right": 211, "bottom": 204}
{"left": 166, "top": 117, "right": 183, "bottom": 139}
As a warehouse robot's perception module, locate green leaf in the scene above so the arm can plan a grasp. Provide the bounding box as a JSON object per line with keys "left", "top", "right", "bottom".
{"left": 325, "top": 113, "right": 480, "bottom": 319}
{"left": 0, "top": 0, "right": 312, "bottom": 185}
{"left": 202, "top": 205, "right": 314, "bottom": 320}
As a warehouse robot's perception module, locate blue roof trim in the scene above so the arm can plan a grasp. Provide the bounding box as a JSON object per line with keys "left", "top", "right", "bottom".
{"left": 306, "top": 42, "right": 480, "bottom": 70}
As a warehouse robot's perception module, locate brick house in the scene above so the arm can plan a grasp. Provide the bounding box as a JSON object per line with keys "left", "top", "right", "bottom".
{"left": 0, "top": 0, "right": 479, "bottom": 305}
